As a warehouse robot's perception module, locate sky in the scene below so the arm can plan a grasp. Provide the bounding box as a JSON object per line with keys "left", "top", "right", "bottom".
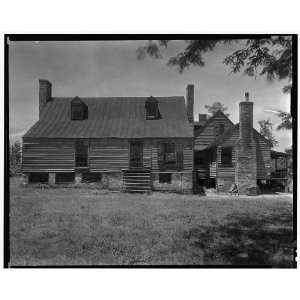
{"left": 9, "top": 40, "right": 292, "bottom": 151}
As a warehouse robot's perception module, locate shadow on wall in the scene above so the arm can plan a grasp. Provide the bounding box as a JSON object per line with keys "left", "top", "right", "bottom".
{"left": 181, "top": 210, "right": 294, "bottom": 267}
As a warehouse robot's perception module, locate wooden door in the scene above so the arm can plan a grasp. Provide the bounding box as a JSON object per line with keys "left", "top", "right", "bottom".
{"left": 130, "top": 142, "right": 143, "bottom": 169}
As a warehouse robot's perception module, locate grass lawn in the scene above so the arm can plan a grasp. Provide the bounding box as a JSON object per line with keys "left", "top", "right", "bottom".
{"left": 9, "top": 177, "right": 294, "bottom": 267}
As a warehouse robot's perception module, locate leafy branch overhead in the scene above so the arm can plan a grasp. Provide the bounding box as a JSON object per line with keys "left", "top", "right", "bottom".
{"left": 137, "top": 37, "right": 293, "bottom": 131}
{"left": 137, "top": 37, "right": 292, "bottom": 90}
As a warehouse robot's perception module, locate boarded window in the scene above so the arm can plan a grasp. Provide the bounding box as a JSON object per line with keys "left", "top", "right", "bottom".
{"left": 82, "top": 172, "right": 102, "bottom": 183}
{"left": 221, "top": 147, "right": 232, "bottom": 165}
{"left": 56, "top": 172, "right": 75, "bottom": 184}
{"left": 29, "top": 172, "right": 49, "bottom": 183}
{"left": 75, "top": 141, "right": 88, "bottom": 167}
{"left": 71, "top": 98, "right": 88, "bottom": 120}
{"left": 159, "top": 173, "right": 172, "bottom": 183}
{"left": 145, "top": 96, "right": 161, "bottom": 120}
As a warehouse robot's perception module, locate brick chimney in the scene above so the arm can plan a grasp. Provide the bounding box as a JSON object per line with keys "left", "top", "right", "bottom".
{"left": 39, "top": 79, "right": 52, "bottom": 118}
{"left": 186, "top": 84, "right": 194, "bottom": 122}
{"left": 235, "top": 92, "right": 257, "bottom": 195}
{"left": 198, "top": 114, "right": 207, "bottom": 123}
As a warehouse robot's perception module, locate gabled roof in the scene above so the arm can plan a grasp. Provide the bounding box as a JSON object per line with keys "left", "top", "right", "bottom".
{"left": 208, "top": 124, "right": 273, "bottom": 148}
{"left": 194, "top": 110, "right": 234, "bottom": 137}
{"left": 24, "top": 96, "right": 193, "bottom": 139}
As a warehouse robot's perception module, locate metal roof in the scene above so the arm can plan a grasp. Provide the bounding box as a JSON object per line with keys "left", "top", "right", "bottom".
{"left": 24, "top": 97, "right": 193, "bottom": 139}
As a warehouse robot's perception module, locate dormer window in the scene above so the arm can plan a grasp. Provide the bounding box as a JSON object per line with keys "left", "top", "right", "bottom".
{"left": 71, "top": 97, "right": 88, "bottom": 120}
{"left": 145, "top": 96, "right": 161, "bottom": 120}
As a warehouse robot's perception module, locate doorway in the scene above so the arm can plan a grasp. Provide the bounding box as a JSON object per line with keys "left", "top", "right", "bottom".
{"left": 129, "top": 142, "right": 143, "bottom": 169}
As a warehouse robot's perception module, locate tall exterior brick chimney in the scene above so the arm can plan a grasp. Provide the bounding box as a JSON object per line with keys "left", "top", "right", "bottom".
{"left": 235, "top": 92, "right": 257, "bottom": 195}
{"left": 186, "top": 84, "right": 194, "bottom": 122}
{"left": 39, "top": 79, "right": 52, "bottom": 118}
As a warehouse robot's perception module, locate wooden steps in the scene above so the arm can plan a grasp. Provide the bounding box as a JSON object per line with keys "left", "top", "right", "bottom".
{"left": 122, "top": 169, "right": 151, "bottom": 193}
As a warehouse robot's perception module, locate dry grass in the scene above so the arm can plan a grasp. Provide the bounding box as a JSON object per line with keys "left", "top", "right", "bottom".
{"left": 9, "top": 177, "right": 294, "bottom": 267}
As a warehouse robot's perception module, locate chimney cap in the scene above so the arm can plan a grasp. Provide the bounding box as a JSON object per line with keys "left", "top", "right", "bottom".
{"left": 245, "top": 92, "right": 249, "bottom": 101}
{"left": 39, "top": 79, "right": 52, "bottom": 86}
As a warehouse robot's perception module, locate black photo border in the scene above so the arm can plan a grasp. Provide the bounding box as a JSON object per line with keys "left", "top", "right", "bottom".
{"left": 3, "top": 34, "right": 298, "bottom": 268}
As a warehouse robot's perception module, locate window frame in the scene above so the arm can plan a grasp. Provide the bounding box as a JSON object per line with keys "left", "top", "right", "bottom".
{"left": 75, "top": 141, "right": 89, "bottom": 168}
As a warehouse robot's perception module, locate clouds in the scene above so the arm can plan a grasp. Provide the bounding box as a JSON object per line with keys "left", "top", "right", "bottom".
{"left": 9, "top": 40, "right": 292, "bottom": 150}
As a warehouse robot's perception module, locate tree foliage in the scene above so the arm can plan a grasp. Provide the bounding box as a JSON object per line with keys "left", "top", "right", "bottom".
{"left": 137, "top": 37, "right": 293, "bottom": 130}
{"left": 137, "top": 37, "right": 292, "bottom": 91}
{"left": 276, "top": 110, "right": 292, "bottom": 130}
{"left": 205, "top": 102, "right": 230, "bottom": 117}
{"left": 258, "top": 120, "right": 278, "bottom": 148}
{"left": 10, "top": 140, "right": 22, "bottom": 176}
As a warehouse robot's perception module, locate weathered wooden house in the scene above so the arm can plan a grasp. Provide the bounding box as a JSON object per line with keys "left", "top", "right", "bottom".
{"left": 22, "top": 80, "right": 194, "bottom": 192}
{"left": 22, "top": 80, "right": 282, "bottom": 195}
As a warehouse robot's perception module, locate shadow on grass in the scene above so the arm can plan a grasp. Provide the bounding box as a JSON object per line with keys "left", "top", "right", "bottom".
{"left": 182, "top": 211, "right": 294, "bottom": 267}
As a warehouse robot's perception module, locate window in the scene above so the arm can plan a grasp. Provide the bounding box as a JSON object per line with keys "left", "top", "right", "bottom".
{"left": 145, "top": 96, "right": 161, "bottom": 120}
{"left": 221, "top": 147, "right": 232, "bottom": 165}
{"left": 75, "top": 141, "right": 88, "bottom": 167}
{"left": 71, "top": 97, "right": 88, "bottom": 120}
{"left": 159, "top": 173, "right": 172, "bottom": 183}
{"left": 215, "top": 123, "right": 225, "bottom": 136}
{"left": 158, "top": 142, "right": 183, "bottom": 170}
{"left": 164, "top": 143, "right": 176, "bottom": 166}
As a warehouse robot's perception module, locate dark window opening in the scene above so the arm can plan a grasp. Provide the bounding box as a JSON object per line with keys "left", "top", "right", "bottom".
{"left": 145, "top": 96, "right": 161, "bottom": 120}
{"left": 29, "top": 172, "right": 49, "bottom": 183}
{"left": 164, "top": 143, "right": 176, "bottom": 164}
{"left": 159, "top": 173, "right": 172, "bottom": 183}
{"left": 82, "top": 172, "right": 102, "bottom": 183}
{"left": 221, "top": 147, "right": 232, "bottom": 165}
{"left": 215, "top": 123, "right": 225, "bottom": 136}
{"left": 75, "top": 141, "right": 88, "bottom": 167}
{"left": 56, "top": 172, "right": 75, "bottom": 184}
{"left": 71, "top": 98, "right": 88, "bottom": 120}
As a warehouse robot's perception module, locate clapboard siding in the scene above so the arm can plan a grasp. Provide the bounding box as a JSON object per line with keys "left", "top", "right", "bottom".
{"left": 195, "top": 113, "right": 234, "bottom": 148}
{"left": 183, "top": 144, "right": 193, "bottom": 171}
{"left": 143, "top": 143, "right": 152, "bottom": 169}
{"left": 89, "top": 139, "right": 129, "bottom": 171}
{"left": 22, "top": 139, "right": 75, "bottom": 172}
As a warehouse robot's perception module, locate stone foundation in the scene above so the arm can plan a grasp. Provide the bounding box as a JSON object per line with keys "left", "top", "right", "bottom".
{"left": 22, "top": 173, "right": 29, "bottom": 186}
{"left": 217, "top": 176, "right": 235, "bottom": 193}
{"left": 75, "top": 172, "right": 82, "bottom": 184}
{"left": 102, "top": 172, "right": 122, "bottom": 190}
{"left": 152, "top": 172, "right": 193, "bottom": 193}
{"left": 49, "top": 172, "right": 56, "bottom": 185}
